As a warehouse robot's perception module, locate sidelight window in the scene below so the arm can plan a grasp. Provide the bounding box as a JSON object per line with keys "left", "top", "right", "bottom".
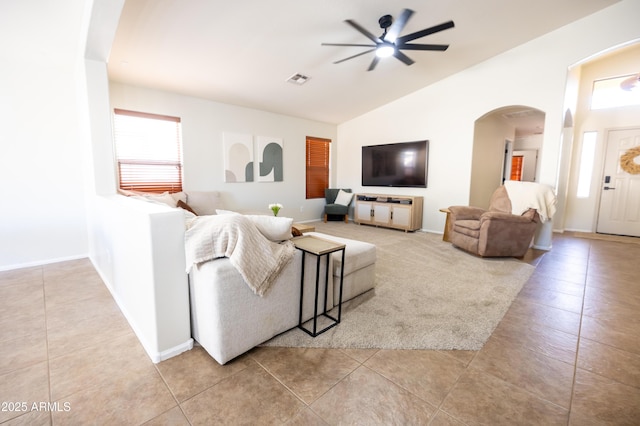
{"left": 576, "top": 131, "right": 597, "bottom": 198}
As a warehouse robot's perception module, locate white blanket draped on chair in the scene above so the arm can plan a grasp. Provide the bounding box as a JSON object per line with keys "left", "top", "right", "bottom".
{"left": 504, "top": 180, "right": 557, "bottom": 223}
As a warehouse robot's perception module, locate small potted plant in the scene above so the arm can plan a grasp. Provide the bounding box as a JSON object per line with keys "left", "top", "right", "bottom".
{"left": 268, "top": 203, "right": 282, "bottom": 216}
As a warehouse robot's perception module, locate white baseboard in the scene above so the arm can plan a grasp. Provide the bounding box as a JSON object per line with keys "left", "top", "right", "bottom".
{"left": 533, "top": 243, "right": 553, "bottom": 251}
{"left": 563, "top": 227, "right": 594, "bottom": 233}
{"left": 420, "top": 228, "right": 443, "bottom": 235}
{"left": 0, "top": 253, "right": 89, "bottom": 272}
{"left": 153, "top": 339, "right": 194, "bottom": 364}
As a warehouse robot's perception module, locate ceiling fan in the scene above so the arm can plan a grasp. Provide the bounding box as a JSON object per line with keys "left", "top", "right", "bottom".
{"left": 322, "top": 9, "right": 454, "bottom": 71}
{"left": 620, "top": 73, "right": 639, "bottom": 91}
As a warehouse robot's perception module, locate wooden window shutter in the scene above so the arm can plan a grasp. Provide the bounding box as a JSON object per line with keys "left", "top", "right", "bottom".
{"left": 306, "top": 136, "right": 331, "bottom": 199}
{"left": 113, "top": 109, "right": 183, "bottom": 193}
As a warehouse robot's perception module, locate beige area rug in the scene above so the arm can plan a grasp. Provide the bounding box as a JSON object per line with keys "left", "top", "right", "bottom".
{"left": 263, "top": 221, "right": 535, "bottom": 351}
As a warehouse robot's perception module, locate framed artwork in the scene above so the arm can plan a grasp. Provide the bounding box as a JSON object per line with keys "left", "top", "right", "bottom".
{"left": 257, "top": 136, "right": 283, "bottom": 182}
{"left": 223, "top": 132, "right": 253, "bottom": 182}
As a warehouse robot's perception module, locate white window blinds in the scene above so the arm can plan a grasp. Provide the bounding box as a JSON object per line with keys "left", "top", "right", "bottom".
{"left": 113, "top": 109, "right": 183, "bottom": 193}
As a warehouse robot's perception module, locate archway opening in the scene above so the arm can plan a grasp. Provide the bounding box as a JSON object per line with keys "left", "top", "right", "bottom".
{"left": 470, "top": 106, "right": 545, "bottom": 208}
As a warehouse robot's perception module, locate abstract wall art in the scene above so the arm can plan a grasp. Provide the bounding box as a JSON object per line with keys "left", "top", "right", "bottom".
{"left": 223, "top": 132, "right": 254, "bottom": 182}
{"left": 257, "top": 136, "right": 283, "bottom": 182}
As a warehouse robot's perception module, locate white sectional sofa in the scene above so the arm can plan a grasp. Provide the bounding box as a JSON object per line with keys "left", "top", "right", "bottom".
{"left": 189, "top": 232, "right": 376, "bottom": 364}
{"left": 117, "top": 190, "right": 377, "bottom": 365}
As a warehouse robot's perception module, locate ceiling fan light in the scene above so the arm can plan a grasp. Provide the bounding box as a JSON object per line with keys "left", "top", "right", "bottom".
{"left": 376, "top": 44, "right": 395, "bottom": 58}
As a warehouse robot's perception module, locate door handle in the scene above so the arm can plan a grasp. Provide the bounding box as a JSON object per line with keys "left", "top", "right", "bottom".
{"left": 604, "top": 186, "right": 616, "bottom": 190}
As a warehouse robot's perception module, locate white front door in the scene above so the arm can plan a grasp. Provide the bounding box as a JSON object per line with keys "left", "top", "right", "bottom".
{"left": 596, "top": 127, "right": 640, "bottom": 237}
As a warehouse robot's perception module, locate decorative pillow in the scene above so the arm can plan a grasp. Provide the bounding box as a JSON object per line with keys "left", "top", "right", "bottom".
{"left": 144, "top": 192, "right": 177, "bottom": 207}
{"left": 334, "top": 189, "right": 353, "bottom": 206}
{"left": 215, "top": 209, "right": 239, "bottom": 215}
{"left": 245, "top": 215, "right": 294, "bottom": 242}
{"left": 186, "top": 191, "right": 223, "bottom": 215}
{"left": 118, "top": 188, "right": 147, "bottom": 197}
{"left": 170, "top": 191, "right": 187, "bottom": 205}
{"left": 177, "top": 200, "right": 197, "bottom": 215}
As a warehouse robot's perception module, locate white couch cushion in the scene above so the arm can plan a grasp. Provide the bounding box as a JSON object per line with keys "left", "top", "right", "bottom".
{"left": 308, "top": 232, "right": 376, "bottom": 276}
{"left": 307, "top": 232, "right": 376, "bottom": 305}
{"left": 245, "top": 215, "right": 293, "bottom": 242}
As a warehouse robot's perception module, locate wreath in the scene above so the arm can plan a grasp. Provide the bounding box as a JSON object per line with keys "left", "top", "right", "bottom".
{"left": 620, "top": 146, "right": 640, "bottom": 175}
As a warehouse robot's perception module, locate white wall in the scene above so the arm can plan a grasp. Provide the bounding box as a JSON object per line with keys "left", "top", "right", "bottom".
{"left": 109, "top": 83, "right": 338, "bottom": 221}
{"left": 470, "top": 115, "right": 515, "bottom": 208}
{"left": 0, "top": 1, "right": 90, "bottom": 270}
{"left": 515, "top": 134, "right": 543, "bottom": 152}
{"left": 336, "top": 0, "right": 640, "bottom": 236}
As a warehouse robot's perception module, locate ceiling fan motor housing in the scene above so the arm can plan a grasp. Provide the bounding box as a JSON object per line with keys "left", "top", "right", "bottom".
{"left": 379, "top": 14, "right": 393, "bottom": 30}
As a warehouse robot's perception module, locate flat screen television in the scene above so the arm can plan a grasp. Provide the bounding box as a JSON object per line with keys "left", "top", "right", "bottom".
{"left": 362, "top": 140, "right": 428, "bottom": 188}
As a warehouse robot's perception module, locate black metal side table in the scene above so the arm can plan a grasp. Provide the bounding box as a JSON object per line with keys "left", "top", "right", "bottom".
{"left": 293, "top": 235, "right": 346, "bottom": 337}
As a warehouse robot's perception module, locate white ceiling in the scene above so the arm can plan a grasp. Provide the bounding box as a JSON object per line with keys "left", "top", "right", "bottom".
{"left": 108, "top": 0, "right": 618, "bottom": 128}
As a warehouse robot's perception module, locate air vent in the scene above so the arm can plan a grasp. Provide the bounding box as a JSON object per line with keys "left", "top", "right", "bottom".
{"left": 286, "top": 73, "right": 310, "bottom": 85}
{"left": 502, "top": 109, "right": 538, "bottom": 119}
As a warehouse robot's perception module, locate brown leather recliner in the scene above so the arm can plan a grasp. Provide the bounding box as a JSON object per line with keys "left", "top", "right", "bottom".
{"left": 448, "top": 186, "right": 539, "bottom": 257}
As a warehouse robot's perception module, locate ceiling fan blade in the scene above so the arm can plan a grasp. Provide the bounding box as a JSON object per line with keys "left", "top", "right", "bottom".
{"left": 345, "top": 19, "right": 383, "bottom": 44}
{"left": 384, "top": 8, "right": 414, "bottom": 43}
{"left": 367, "top": 56, "right": 381, "bottom": 72}
{"left": 397, "top": 20, "right": 455, "bottom": 44}
{"left": 334, "top": 48, "right": 376, "bottom": 64}
{"left": 322, "top": 43, "right": 376, "bottom": 48}
{"left": 393, "top": 50, "right": 414, "bottom": 66}
{"left": 399, "top": 43, "right": 449, "bottom": 51}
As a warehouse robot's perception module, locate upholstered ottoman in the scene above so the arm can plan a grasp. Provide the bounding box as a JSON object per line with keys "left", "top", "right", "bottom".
{"left": 307, "top": 232, "right": 377, "bottom": 305}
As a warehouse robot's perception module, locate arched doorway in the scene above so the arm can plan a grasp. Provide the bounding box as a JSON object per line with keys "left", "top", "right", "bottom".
{"left": 470, "top": 106, "right": 545, "bottom": 208}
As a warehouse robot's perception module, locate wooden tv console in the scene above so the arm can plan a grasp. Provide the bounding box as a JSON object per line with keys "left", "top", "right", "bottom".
{"left": 354, "top": 194, "right": 423, "bottom": 232}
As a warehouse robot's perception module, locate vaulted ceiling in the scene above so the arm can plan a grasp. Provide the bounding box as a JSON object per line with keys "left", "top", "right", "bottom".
{"left": 108, "top": 0, "right": 619, "bottom": 125}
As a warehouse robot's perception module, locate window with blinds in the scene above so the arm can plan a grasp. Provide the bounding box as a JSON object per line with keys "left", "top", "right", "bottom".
{"left": 113, "top": 109, "right": 183, "bottom": 193}
{"left": 306, "top": 136, "right": 331, "bottom": 199}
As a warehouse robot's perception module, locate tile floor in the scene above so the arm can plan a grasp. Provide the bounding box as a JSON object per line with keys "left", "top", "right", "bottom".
{"left": 1, "top": 231, "right": 640, "bottom": 425}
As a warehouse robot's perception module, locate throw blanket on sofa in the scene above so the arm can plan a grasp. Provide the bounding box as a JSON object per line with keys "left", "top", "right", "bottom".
{"left": 504, "top": 180, "right": 557, "bottom": 223}
{"left": 185, "top": 214, "right": 295, "bottom": 296}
